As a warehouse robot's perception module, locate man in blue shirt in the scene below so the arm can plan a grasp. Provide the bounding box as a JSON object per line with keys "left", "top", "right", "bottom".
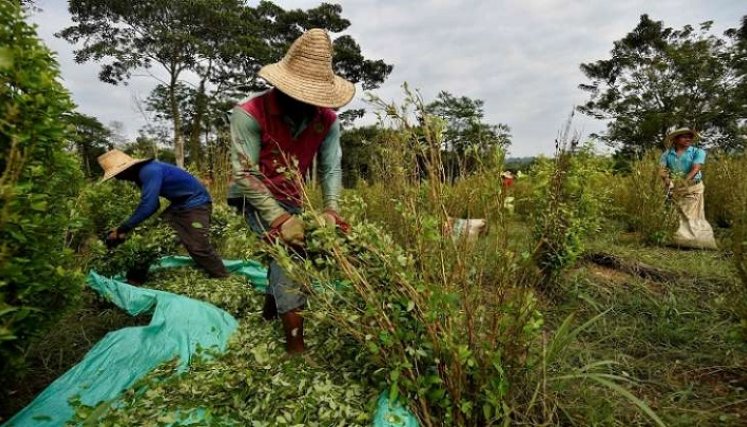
{"left": 98, "top": 149, "right": 229, "bottom": 278}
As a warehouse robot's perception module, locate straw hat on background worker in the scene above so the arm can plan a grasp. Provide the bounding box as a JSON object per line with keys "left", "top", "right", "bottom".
{"left": 665, "top": 127, "right": 701, "bottom": 147}
{"left": 98, "top": 149, "right": 150, "bottom": 182}
{"left": 257, "top": 28, "right": 355, "bottom": 109}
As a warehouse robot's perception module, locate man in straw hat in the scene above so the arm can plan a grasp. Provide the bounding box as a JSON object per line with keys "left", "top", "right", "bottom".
{"left": 98, "top": 149, "right": 230, "bottom": 279}
{"left": 227, "top": 28, "right": 354, "bottom": 354}
{"left": 659, "top": 127, "right": 717, "bottom": 249}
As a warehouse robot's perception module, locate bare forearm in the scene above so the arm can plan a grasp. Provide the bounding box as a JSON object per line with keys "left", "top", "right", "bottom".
{"left": 686, "top": 165, "right": 702, "bottom": 182}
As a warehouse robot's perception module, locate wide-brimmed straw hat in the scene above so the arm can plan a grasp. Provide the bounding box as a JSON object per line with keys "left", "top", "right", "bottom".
{"left": 665, "top": 127, "right": 700, "bottom": 145}
{"left": 97, "top": 149, "right": 151, "bottom": 181}
{"left": 258, "top": 28, "right": 355, "bottom": 109}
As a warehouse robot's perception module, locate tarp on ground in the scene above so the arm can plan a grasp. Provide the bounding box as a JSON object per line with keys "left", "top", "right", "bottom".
{"left": 4, "top": 271, "right": 238, "bottom": 426}
{"left": 4, "top": 257, "right": 417, "bottom": 427}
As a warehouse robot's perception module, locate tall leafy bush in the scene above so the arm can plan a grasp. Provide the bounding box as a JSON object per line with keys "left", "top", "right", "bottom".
{"left": 612, "top": 151, "right": 679, "bottom": 245}
{"left": 531, "top": 130, "right": 611, "bottom": 287}
{"left": 263, "top": 89, "right": 544, "bottom": 426}
{"left": 0, "top": 2, "right": 85, "bottom": 372}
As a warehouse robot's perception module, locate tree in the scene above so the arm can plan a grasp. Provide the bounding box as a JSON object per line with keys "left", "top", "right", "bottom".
{"left": 60, "top": 1, "right": 393, "bottom": 168}
{"left": 425, "top": 91, "right": 511, "bottom": 153}
{"left": 339, "top": 125, "right": 382, "bottom": 187}
{"left": 578, "top": 14, "right": 746, "bottom": 157}
{"left": 726, "top": 16, "right": 747, "bottom": 145}
{"left": 144, "top": 83, "right": 201, "bottom": 160}
{"left": 0, "top": 1, "right": 84, "bottom": 378}
{"left": 424, "top": 91, "right": 511, "bottom": 178}
{"left": 59, "top": 0, "right": 249, "bottom": 168}
{"left": 67, "top": 113, "right": 113, "bottom": 178}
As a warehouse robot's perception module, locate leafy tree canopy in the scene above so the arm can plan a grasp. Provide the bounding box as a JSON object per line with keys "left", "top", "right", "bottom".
{"left": 579, "top": 14, "right": 747, "bottom": 156}
{"left": 59, "top": 0, "right": 393, "bottom": 167}
{"left": 425, "top": 91, "right": 511, "bottom": 154}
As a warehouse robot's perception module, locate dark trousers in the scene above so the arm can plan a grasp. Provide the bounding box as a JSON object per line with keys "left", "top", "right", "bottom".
{"left": 163, "top": 203, "right": 229, "bottom": 278}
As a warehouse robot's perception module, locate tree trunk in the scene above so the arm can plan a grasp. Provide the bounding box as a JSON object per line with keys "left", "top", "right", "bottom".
{"left": 188, "top": 77, "right": 208, "bottom": 170}
{"left": 169, "top": 75, "right": 185, "bottom": 168}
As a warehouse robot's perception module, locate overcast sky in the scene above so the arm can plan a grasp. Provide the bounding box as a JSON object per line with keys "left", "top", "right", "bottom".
{"left": 29, "top": 0, "right": 745, "bottom": 157}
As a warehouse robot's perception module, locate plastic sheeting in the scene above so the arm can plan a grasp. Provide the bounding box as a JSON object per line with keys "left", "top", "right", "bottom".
{"left": 4, "top": 272, "right": 238, "bottom": 427}
{"left": 4, "top": 257, "right": 418, "bottom": 427}
{"left": 373, "top": 392, "right": 420, "bottom": 427}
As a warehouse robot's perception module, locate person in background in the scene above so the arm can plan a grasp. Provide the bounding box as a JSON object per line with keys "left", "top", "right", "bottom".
{"left": 98, "top": 149, "right": 230, "bottom": 279}
{"left": 659, "top": 127, "right": 717, "bottom": 249}
{"left": 228, "top": 28, "right": 353, "bottom": 354}
{"left": 501, "top": 171, "right": 515, "bottom": 188}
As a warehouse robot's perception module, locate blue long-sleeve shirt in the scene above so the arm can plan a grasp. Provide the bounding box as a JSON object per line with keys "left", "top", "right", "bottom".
{"left": 120, "top": 161, "right": 212, "bottom": 232}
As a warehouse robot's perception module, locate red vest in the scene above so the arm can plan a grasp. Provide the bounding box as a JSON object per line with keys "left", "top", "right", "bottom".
{"left": 238, "top": 90, "right": 337, "bottom": 206}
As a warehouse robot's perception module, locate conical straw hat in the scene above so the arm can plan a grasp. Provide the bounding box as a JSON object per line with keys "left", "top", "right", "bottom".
{"left": 258, "top": 28, "right": 355, "bottom": 108}
{"left": 97, "top": 149, "right": 151, "bottom": 181}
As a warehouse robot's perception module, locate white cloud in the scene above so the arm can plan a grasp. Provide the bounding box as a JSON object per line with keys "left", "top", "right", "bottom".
{"left": 28, "top": 0, "right": 746, "bottom": 156}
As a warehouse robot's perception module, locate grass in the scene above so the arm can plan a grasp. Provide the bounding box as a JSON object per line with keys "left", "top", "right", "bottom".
{"left": 548, "top": 230, "right": 747, "bottom": 426}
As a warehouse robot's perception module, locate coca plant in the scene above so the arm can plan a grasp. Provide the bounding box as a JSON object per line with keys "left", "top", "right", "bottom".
{"left": 0, "top": 3, "right": 85, "bottom": 374}
{"left": 262, "top": 88, "right": 544, "bottom": 426}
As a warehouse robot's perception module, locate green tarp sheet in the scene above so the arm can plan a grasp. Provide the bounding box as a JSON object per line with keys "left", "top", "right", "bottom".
{"left": 4, "top": 271, "right": 238, "bottom": 426}
{"left": 4, "top": 257, "right": 417, "bottom": 427}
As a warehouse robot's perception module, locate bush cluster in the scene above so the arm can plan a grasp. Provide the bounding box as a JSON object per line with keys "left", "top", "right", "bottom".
{"left": 610, "top": 151, "right": 679, "bottom": 245}
{"left": 530, "top": 142, "right": 612, "bottom": 284}
{"left": 0, "top": 2, "right": 85, "bottom": 374}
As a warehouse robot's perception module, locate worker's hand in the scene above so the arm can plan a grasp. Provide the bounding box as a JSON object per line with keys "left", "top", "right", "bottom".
{"left": 105, "top": 228, "right": 127, "bottom": 249}
{"left": 269, "top": 214, "right": 305, "bottom": 247}
{"left": 281, "top": 216, "right": 305, "bottom": 246}
{"left": 321, "top": 209, "right": 351, "bottom": 234}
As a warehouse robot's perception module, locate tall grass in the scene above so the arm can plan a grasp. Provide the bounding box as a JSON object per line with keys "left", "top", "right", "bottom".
{"left": 205, "top": 127, "right": 232, "bottom": 205}
{"left": 530, "top": 115, "right": 612, "bottom": 289}
{"left": 611, "top": 151, "right": 678, "bottom": 245}
{"left": 711, "top": 154, "right": 747, "bottom": 291}
{"left": 705, "top": 151, "right": 744, "bottom": 229}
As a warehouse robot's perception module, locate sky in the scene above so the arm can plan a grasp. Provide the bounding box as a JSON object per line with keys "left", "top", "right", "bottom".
{"left": 29, "top": 0, "right": 746, "bottom": 157}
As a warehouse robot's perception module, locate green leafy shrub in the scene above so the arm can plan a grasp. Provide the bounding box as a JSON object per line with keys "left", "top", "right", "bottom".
{"left": 531, "top": 137, "right": 612, "bottom": 285}
{"left": 612, "top": 151, "right": 678, "bottom": 245}
{"left": 705, "top": 151, "right": 743, "bottom": 228}
{"left": 259, "top": 89, "right": 544, "bottom": 426}
{"left": 510, "top": 173, "right": 536, "bottom": 219}
{"left": 73, "top": 180, "right": 178, "bottom": 279}
{"left": 712, "top": 154, "right": 747, "bottom": 336}
{"left": 75, "top": 180, "right": 140, "bottom": 237}
{"left": 0, "top": 3, "right": 85, "bottom": 373}
{"left": 88, "top": 225, "right": 178, "bottom": 280}
{"left": 209, "top": 202, "right": 259, "bottom": 259}
{"left": 723, "top": 156, "right": 747, "bottom": 284}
